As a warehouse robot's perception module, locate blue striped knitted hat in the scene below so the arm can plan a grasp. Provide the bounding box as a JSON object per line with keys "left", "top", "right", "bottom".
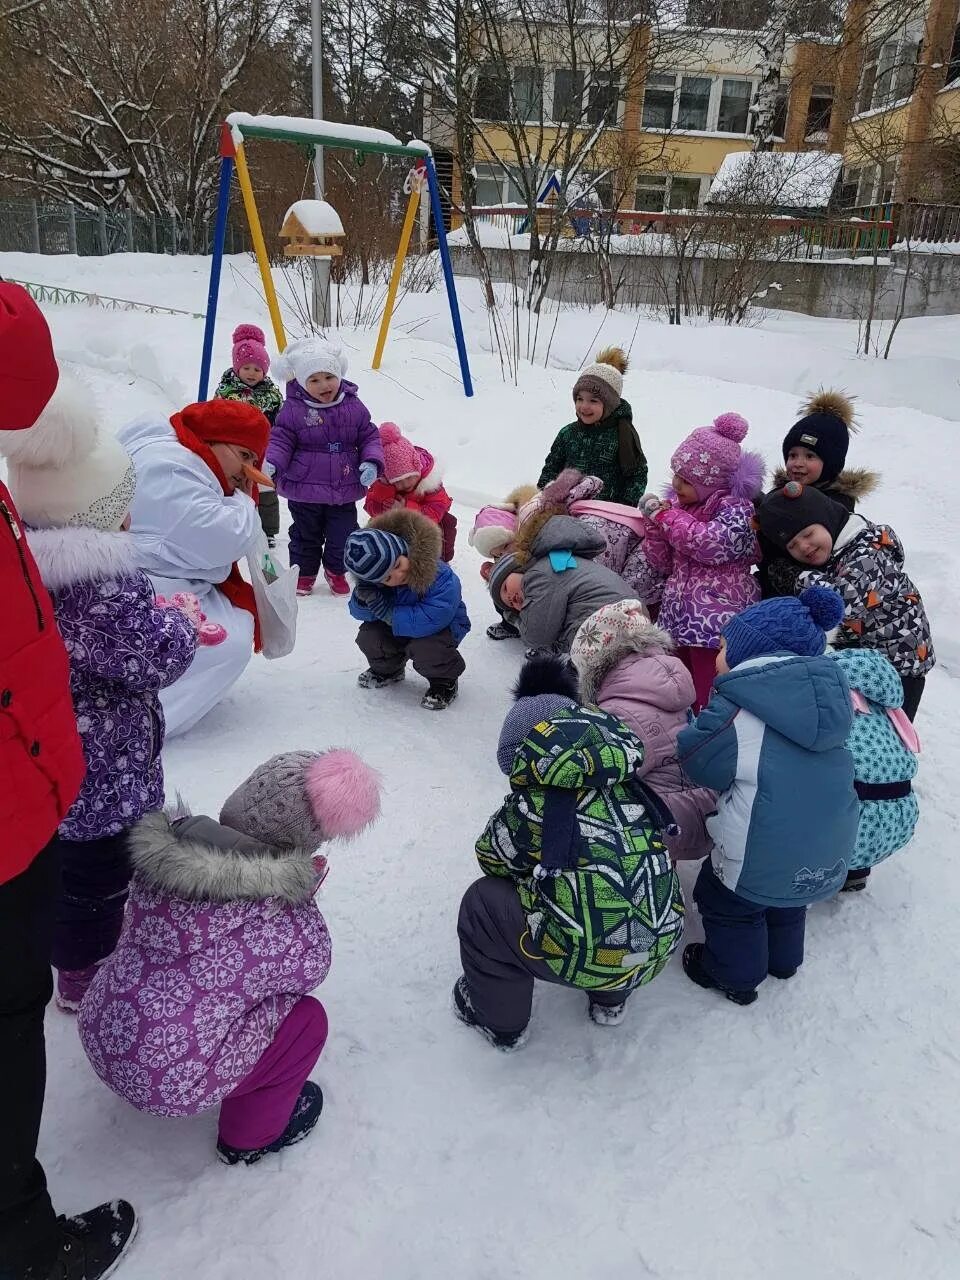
{"left": 343, "top": 528, "right": 408, "bottom": 583}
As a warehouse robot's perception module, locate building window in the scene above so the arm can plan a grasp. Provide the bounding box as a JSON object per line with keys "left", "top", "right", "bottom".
{"left": 642, "top": 74, "right": 676, "bottom": 129}
{"left": 856, "top": 28, "right": 921, "bottom": 114}
{"left": 717, "top": 78, "right": 753, "bottom": 134}
{"left": 552, "top": 68, "right": 586, "bottom": 123}
{"left": 476, "top": 64, "right": 509, "bottom": 120}
{"left": 513, "top": 68, "right": 543, "bottom": 123}
{"left": 643, "top": 72, "right": 756, "bottom": 133}
{"left": 635, "top": 173, "right": 668, "bottom": 210}
{"left": 854, "top": 161, "right": 896, "bottom": 206}
{"left": 587, "top": 71, "right": 620, "bottom": 125}
{"left": 634, "top": 173, "right": 705, "bottom": 211}
{"left": 771, "top": 85, "right": 788, "bottom": 139}
{"left": 805, "top": 83, "right": 834, "bottom": 137}
{"left": 669, "top": 175, "right": 703, "bottom": 209}
{"left": 473, "top": 163, "right": 507, "bottom": 207}
{"left": 949, "top": 22, "right": 960, "bottom": 85}
{"left": 839, "top": 166, "right": 861, "bottom": 207}
{"left": 678, "top": 76, "right": 712, "bottom": 130}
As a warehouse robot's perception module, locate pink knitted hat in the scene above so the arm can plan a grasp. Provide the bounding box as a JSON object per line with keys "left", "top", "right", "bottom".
{"left": 671, "top": 412, "right": 750, "bottom": 500}
{"left": 469, "top": 504, "right": 518, "bottom": 557}
{"left": 232, "top": 324, "right": 270, "bottom": 376}
{"left": 379, "top": 422, "right": 421, "bottom": 484}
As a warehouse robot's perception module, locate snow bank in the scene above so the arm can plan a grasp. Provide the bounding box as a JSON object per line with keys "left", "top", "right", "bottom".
{"left": 710, "top": 150, "right": 843, "bottom": 209}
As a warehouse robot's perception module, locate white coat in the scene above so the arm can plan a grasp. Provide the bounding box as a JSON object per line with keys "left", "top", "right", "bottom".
{"left": 117, "top": 417, "right": 258, "bottom": 736}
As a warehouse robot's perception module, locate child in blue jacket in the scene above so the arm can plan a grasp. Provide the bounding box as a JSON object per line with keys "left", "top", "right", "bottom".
{"left": 344, "top": 510, "right": 470, "bottom": 711}
{"left": 677, "top": 586, "right": 859, "bottom": 1005}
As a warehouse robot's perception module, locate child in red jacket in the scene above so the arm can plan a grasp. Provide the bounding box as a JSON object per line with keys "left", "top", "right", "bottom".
{"left": 364, "top": 422, "right": 456, "bottom": 561}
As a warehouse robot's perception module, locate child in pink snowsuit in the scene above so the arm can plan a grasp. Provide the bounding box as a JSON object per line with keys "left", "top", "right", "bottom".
{"left": 364, "top": 422, "right": 457, "bottom": 562}
{"left": 641, "top": 413, "right": 763, "bottom": 712}
{"left": 78, "top": 748, "right": 382, "bottom": 1166}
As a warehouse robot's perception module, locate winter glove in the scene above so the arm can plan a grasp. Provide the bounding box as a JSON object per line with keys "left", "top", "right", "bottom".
{"left": 366, "top": 591, "right": 394, "bottom": 623}
{"left": 353, "top": 583, "right": 380, "bottom": 607}
{"left": 639, "top": 492, "right": 666, "bottom": 517}
{"left": 359, "top": 462, "right": 378, "bottom": 489}
{"left": 263, "top": 460, "right": 277, "bottom": 480}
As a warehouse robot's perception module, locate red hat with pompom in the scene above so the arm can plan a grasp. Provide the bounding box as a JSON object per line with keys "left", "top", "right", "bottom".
{"left": 378, "top": 422, "right": 420, "bottom": 484}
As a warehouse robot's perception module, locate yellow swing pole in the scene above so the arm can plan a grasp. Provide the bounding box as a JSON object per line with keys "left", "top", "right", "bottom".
{"left": 372, "top": 177, "right": 422, "bottom": 370}
{"left": 233, "top": 140, "right": 287, "bottom": 352}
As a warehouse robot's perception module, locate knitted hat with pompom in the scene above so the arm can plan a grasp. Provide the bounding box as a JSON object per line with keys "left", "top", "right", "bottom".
{"left": 378, "top": 422, "right": 421, "bottom": 484}
{"left": 496, "top": 656, "right": 579, "bottom": 775}
{"left": 722, "top": 585, "right": 846, "bottom": 670}
{"left": 572, "top": 346, "right": 628, "bottom": 417}
{"left": 782, "top": 389, "right": 856, "bottom": 486}
{"left": 232, "top": 324, "right": 270, "bottom": 376}
{"left": 671, "top": 412, "right": 754, "bottom": 502}
{"left": 219, "top": 749, "right": 382, "bottom": 850}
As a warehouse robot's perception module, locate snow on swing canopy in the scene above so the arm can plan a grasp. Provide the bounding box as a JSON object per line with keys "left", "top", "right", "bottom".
{"left": 226, "top": 113, "right": 432, "bottom": 160}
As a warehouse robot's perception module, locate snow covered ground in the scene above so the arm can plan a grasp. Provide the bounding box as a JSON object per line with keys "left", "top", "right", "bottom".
{"left": 4, "top": 250, "right": 960, "bottom": 1279}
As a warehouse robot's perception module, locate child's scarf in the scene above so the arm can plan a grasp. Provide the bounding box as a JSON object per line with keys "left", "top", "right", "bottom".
{"left": 170, "top": 411, "right": 262, "bottom": 653}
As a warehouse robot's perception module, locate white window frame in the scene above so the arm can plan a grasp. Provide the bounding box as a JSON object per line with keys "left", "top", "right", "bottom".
{"left": 855, "top": 25, "right": 921, "bottom": 117}
{"left": 634, "top": 172, "right": 709, "bottom": 212}
{"left": 472, "top": 162, "right": 512, "bottom": 207}
{"left": 641, "top": 72, "right": 758, "bottom": 137}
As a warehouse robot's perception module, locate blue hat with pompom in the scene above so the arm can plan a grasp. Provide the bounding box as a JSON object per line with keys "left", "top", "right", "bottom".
{"left": 722, "top": 586, "right": 846, "bottom": 670}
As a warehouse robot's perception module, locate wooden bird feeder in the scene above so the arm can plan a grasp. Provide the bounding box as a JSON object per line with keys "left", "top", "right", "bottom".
{"left": 279, "top": 199, "right": 345, "bottom": 257}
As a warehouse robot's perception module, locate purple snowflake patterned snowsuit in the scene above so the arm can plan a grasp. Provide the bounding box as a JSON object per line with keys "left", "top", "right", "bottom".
{"left": 642, "top": 493, "right": 760, "bottom": 649}
{"left": 79, "top": 814, "right": 331, "bottom": 1119}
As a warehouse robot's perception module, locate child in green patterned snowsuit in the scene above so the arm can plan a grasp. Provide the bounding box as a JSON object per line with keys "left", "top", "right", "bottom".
{"left": 454, "top": 657, "right": 683, "bottom": 1048}
{"left": 538, "top": 347, "right": 647, "bottom": 506}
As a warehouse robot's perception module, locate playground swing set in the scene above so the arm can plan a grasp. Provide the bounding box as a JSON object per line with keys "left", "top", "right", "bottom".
{"left": 197, "top": 112, "right": 474, "bottom": 401}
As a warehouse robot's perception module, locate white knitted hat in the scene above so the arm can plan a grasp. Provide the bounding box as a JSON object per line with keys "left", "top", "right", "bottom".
{"left": 572, "top": 346, "right": 628, "bottom": 415}
{"left": 0, "top": 373, "right": 136, "bottom": 531}
{"left": 274, "top": 336, "right": 347, "bottom": 387}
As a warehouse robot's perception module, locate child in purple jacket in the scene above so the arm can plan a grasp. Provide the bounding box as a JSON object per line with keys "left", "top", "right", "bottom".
{"left": 79, "top": 747, "right": 382, "bottom": 1166}
{"left": 267, "top": 337, "right": 384, "bottom": 598}
{"left": 640, "top": 413, "right": 763, "bottom": 712}
{"left": 3, "top": 373, "right": 199, "bottom": 1011}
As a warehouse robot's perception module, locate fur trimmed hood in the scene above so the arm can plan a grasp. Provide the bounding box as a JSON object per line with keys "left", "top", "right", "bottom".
{"left": 573, "top": 618, "right": 675, "bottom": 703}
{"left": 130, "top": 811, "right": 317, "bottom": 904}
{"left": 413, "top": 447, "right": 444, "bottom": 494}
{"left": 772, "top": 465, "right": 879, "bottom": 503}
{"left": 26, "top": 525, "right": 140, "bottom": 592}
{"left": 367, "top": 506, "right": 442, "bottom": 594}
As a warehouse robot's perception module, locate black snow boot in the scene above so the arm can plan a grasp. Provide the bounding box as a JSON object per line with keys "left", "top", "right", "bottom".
{"left": 682, "top": 943, "right": 758, "bottom": 1006}
{"left": 421, "top": 680, "right": 458, "bottom": 711}
{"left": 357, "top": 668, "right": 405, "bottom": 690}
{"left": 841, "top": 868, "right": 870, "bottom": 892}
{"left": 486, "top": 620, "right": 520, "bottom": 641}
{"left": 47, "top": 1200, "right": 138, "bottom": 1279}
{"left": 452, "top": 976, "right": 526, "bottom": 1050}
{"left": 217, "top": 1082, "right": 324, "bottom": 1166}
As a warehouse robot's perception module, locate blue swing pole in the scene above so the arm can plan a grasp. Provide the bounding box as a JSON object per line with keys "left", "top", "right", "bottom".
{"left": 197, "top": 125, "right": 235, "bottom": 401}
{"left": 424, "top": 154, "right": 473, "bottom": 398}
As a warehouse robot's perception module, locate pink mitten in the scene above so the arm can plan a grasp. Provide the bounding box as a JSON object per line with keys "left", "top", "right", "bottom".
{"left": 169, "top": 592, "right": 204, "bottom": 627}
{"left": 197, "top": 618, "right": 227, "bottom": 647}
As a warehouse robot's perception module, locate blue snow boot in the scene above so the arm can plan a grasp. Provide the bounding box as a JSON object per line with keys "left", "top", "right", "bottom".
{"left": 217, "top": 1082, "right": 324, "bottom": 1166}
{"left": 682, "top": 943, "right": 758, "bottom": 1006}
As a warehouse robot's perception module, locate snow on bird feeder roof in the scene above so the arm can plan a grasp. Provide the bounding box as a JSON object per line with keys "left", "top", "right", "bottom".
{"left": 708, "top": 151, "right": 843, "bottom": 212}
{"left": 280, "top": 200, "right": 345, "bottom": 257}
{"left": 226, "top": 112, "right": 431, "bottom": 158}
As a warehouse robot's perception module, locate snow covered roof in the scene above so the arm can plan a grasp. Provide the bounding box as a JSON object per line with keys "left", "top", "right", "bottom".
{"left": 227, "top": 113, "right": 431, "bottom": 157}
{"left": 708, "top": 151, "right": 843, "bottom": 210}
{"left": 283, "top": 200, "right": 344, "bottom": 237}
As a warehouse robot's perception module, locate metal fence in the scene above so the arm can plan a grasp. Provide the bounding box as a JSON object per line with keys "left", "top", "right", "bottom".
{"left": 0, "top": 198, "right": 251, "bottom": 256}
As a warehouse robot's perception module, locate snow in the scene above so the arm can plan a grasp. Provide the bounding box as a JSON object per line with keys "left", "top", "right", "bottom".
{"left": 283, "top": 200, "right": 344, "bottom": 238}
{"left": 226, "top": 112, "right": 430, "bottom": 155}
{"left": 3, "top": 249, "right": 960, "bottom": 1280}
{"left": 709, "top": 150, "right": 844, "bottom": 209}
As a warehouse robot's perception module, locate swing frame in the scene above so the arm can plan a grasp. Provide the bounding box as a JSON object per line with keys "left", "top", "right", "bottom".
{"left": 197, "top": 116, "right": 473, "bottom": 400}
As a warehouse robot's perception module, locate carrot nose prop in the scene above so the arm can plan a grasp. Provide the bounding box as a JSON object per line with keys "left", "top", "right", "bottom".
{"left": 242, "top": 462, "right": 274, "bottom": 488}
